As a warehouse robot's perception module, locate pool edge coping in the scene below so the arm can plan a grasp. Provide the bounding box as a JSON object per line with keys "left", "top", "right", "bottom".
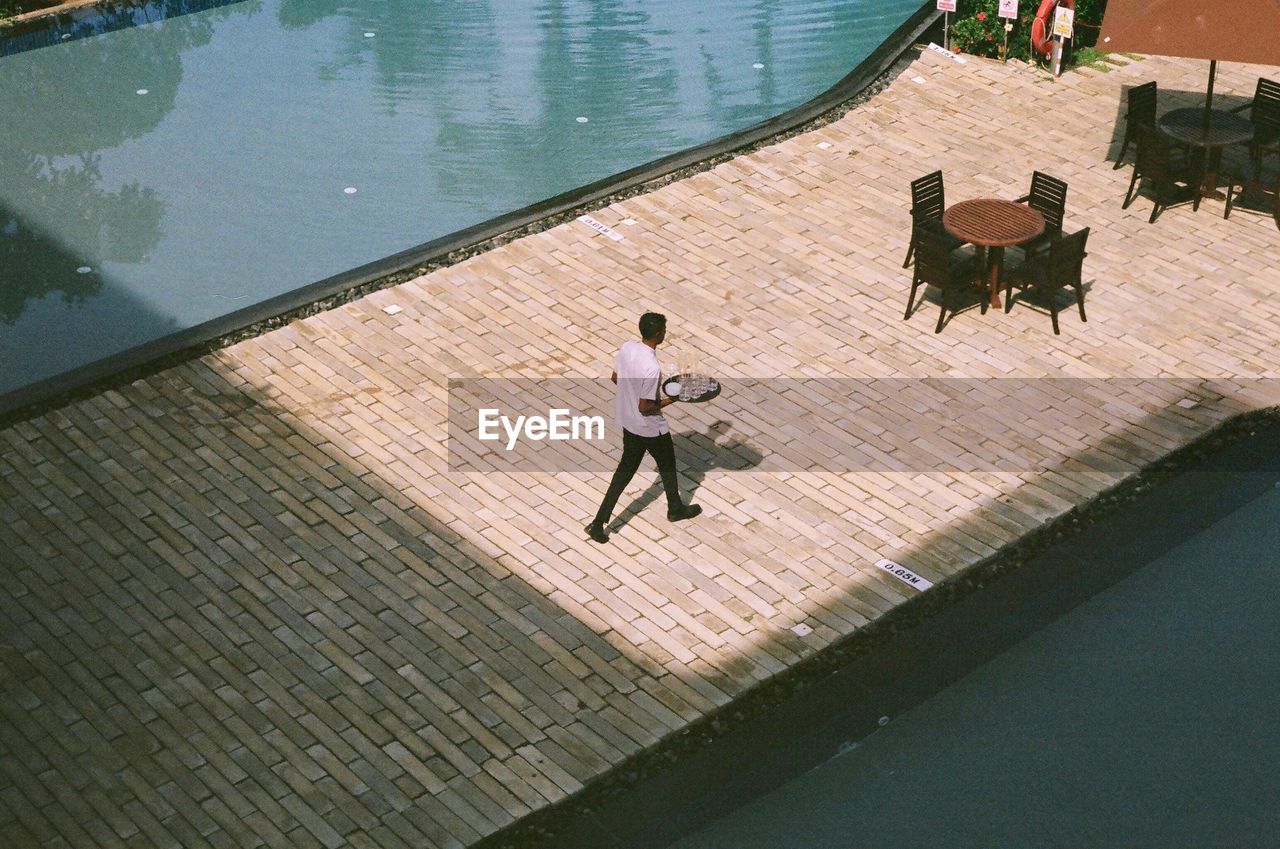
{"left": 0, "top": 0, "right": 942, "bottom": 428}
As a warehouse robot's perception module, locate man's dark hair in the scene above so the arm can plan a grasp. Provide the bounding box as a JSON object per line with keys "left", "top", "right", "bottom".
{"left": 639, "top": 312, "right": 666, "bottom": 340}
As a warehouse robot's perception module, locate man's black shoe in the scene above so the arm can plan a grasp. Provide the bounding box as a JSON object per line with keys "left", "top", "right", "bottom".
{"left": 586, "top": 522, "right": 609, "bottom": 544}
{"left": 667, "top": 504, "right": 702, "bottom": 522}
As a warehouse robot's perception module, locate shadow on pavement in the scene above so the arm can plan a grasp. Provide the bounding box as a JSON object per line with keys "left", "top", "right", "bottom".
{"left": 609, "top": 421, "right": 765, "bottom": 532}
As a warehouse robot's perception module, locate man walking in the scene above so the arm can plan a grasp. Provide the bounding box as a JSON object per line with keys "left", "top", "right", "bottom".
{"left": 586, "top": 312, "right": 701, "bottom": 544}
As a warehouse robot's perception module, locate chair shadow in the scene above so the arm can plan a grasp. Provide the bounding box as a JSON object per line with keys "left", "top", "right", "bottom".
{"left": 1153, "top": 140, "right": 1278, "bottom": 222}
{"left": 907, "top": 280, "right": 994, "bottom": 331}
{"left": 1123, "top": 180, "right": 1199, "bottom": 215}
{"left": 1002, "top": 278, "right": 1096, "bottom": 321}
{"left": 1224, "top": 178, "right": 1280, "bottom": 219}
{"left": 608, "top": 420, "right": 764, "bottom": 532}
{"left": 903, "top": 243, "right": 997, "bottom": 330}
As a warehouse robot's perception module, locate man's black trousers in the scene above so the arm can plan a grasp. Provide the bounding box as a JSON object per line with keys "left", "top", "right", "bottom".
{"left": 593, "top": 429, "right": 681, "bottom": 525}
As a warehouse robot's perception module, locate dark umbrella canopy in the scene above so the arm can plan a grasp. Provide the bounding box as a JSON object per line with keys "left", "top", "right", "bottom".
{"left": 1099, "top": 0, "right": 1280, "bottom": 119}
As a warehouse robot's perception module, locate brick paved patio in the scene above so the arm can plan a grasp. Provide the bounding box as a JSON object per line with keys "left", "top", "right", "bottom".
{"left": 2, "top": 46, "right": 1278, "bottom": 849}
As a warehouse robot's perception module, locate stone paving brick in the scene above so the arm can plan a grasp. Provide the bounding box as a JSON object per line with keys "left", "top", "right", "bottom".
{"left": 274, "top": 793, "right": 344, "bottom": 849}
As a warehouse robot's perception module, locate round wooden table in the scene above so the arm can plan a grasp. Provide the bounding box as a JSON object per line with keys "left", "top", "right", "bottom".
{"left": 1159, "top": 107, "right": 1255, "bottom": 207}
{"left": 942, "top": 199, "right": 1045, "bottom": 309}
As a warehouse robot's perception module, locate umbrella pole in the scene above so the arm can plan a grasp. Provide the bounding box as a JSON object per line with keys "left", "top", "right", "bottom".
{"left": 1204, "top": 60, "right": 1217, "bottom": 132}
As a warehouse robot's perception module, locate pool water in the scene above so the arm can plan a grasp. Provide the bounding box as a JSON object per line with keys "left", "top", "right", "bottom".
{"left": 0, "top": 0, "right": 921, "bottom": 400}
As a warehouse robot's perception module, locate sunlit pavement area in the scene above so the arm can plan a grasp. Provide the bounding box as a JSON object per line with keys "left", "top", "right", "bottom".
{"left": 3, "top": 45, "right": 1279, "bottom": 849}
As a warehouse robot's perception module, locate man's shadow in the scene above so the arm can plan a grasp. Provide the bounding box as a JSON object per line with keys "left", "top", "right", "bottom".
{"left": 608, "top": 420, "right": 764, "bottom": 532}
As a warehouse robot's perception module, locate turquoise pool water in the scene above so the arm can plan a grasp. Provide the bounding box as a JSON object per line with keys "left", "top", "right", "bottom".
{"left": 0, "top": 0, "right": 921, "bottom": 401}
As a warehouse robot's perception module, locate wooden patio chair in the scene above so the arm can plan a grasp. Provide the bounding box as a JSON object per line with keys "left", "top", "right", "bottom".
{"left": 1003, "top": 227, "right": 1090, "bottom": 335}
{"left": 905, "top": 226, "right": 981, "bottom": 334}
{"left": 1231, "top": 77, "right": 1280, "bottom": 169}
{"left": 902, "top": 170, "right": 963, "bottom": 268}
{"left": 1122, "top": 125, "right": 1196, "bottom": 223}
{"left": 1114, "top": 81, "right": 1158, "bottom": 169}
{"left": 1222, "top": 78, "right": 1280, "bottom": 228}
{"left": 1015, "top": 171, "right": 1068, "bottom": 256}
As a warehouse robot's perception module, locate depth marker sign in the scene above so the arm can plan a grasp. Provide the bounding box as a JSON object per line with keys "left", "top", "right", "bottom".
{"left": 578, "top": 215, "right": 624, "bottom": 241}
{"left": 875, "top": 559, "right": 933, "bottom": 591}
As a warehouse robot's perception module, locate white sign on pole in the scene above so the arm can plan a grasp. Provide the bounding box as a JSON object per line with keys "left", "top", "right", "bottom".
{"left": 1053, "top": 6, "right": 1074, "bottom": 38}
{"left": 998, "top": 0, "right": 1018, "bottom": 19}
{"left": 936, "top": 0, "right": 956, "bottom": 11}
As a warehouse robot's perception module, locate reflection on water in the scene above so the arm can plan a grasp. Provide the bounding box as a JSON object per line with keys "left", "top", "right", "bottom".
{"left": 0, "top": 162, "right": 156, "bottom": 324}
{"left": 1, "top": 0, "right": 255, "bottom": 387}
{"left": 0, "top": 0, "right": 920, "bottom": 402}
{"left": 1, "top": 12, "right": 189, "bottom": 320}
{"left": 0, "top": 0, "right": 249, "bottom": 57}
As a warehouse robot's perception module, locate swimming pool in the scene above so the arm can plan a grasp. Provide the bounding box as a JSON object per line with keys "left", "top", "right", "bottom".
{"left": 0, "top": 0, "right": 925, "bottom": 408}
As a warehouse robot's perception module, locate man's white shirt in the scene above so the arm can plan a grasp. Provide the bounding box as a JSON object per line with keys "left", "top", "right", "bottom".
{"left": 613, "top": 341, "right": 667, "bottom": 437}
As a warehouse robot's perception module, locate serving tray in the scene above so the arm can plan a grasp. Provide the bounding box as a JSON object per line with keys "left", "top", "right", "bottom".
{"left": 662, "top": 374, "right": 721, "bottom": 403}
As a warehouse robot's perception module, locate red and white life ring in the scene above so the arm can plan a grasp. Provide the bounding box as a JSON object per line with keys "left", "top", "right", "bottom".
{"left": 1031, "top": 0, "right": 1075, "bottom": 58}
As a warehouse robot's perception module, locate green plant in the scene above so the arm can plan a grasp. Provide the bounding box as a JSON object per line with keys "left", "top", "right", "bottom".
{"left": 949, "top": 0, "right": 1107, "bottom": 62}
{"left": 1070, "top": 46, "right": 1109, "bottom": 70}
{"left": 949, "top": 0, "right": 1035, "bottom": 62}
